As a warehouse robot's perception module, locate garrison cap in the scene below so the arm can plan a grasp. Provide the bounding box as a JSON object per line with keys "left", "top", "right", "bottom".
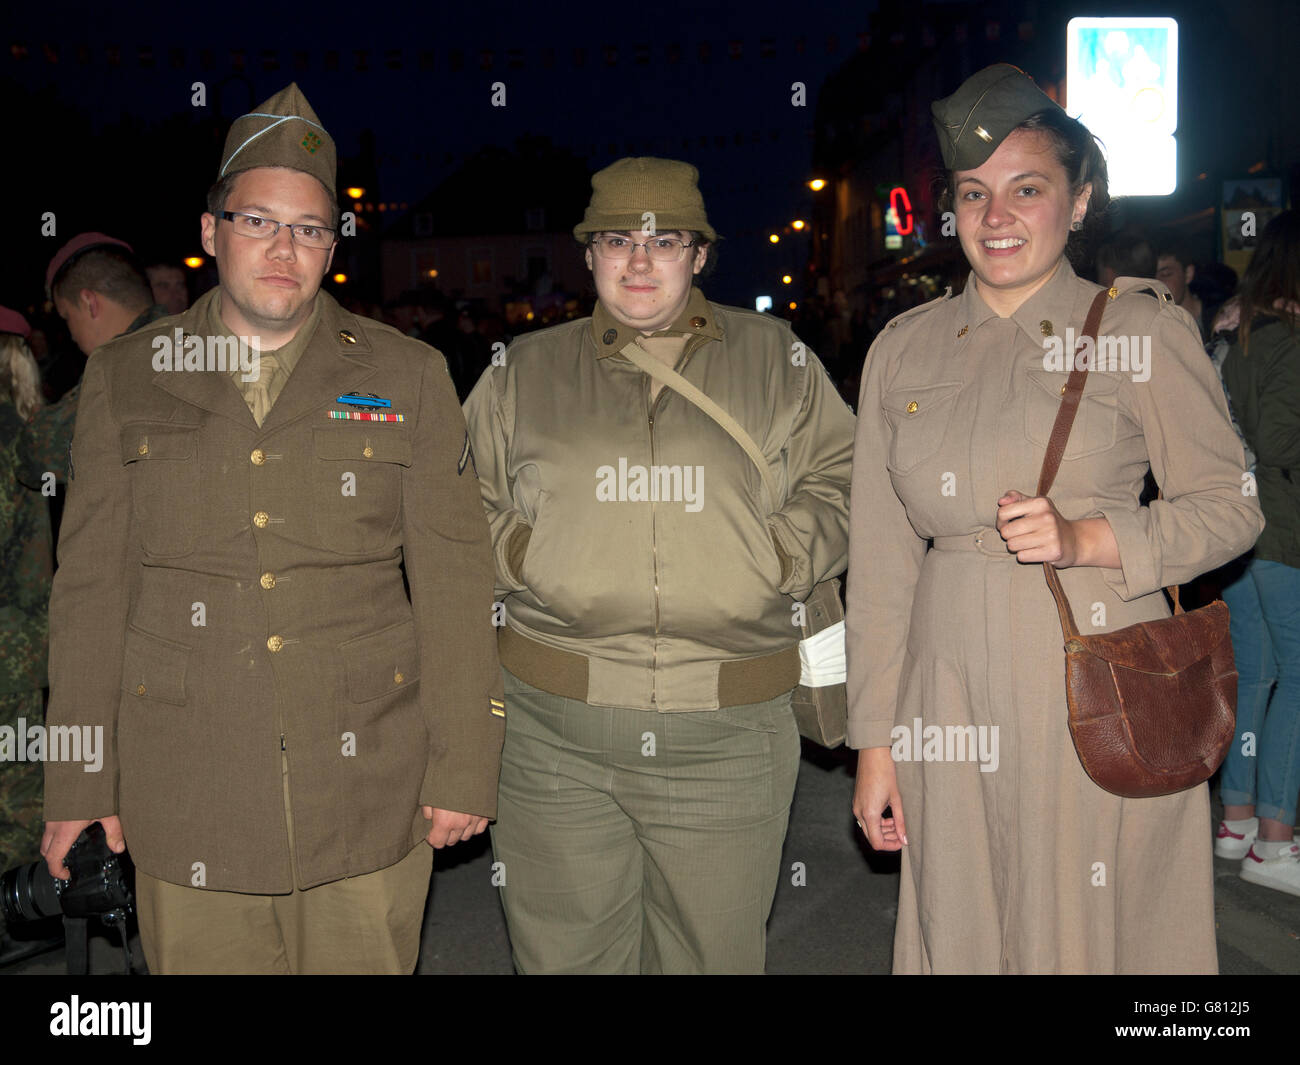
{"left": 218, "top": 82, "right": 336, "bottom": 193}
{"left": 931, "top": 64, "right": 1061, "bottom": 172}
{"left": 45, "top": 232, "right": 135, "bottom": 299}
{"left": 0, "top": 305, "right": 31, "bottom": 338}
{"left": 574, "top": 157, "right": 717, "bottom": 242}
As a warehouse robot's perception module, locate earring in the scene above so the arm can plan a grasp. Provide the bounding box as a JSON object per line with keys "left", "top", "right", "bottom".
{"left": 1070, "top": 220, "right": 1084, "bottom": 232}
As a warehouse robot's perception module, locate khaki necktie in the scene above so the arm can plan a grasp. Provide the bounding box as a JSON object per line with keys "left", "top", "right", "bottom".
{"left": 245, "top": 352, "right": 280, "bottom": 428}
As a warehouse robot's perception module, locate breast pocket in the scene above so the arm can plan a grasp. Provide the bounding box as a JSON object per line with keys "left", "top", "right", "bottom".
{"left": 881, "top": 382, "right": 963, "bottom": 474}
{"left": 120, "top": 422, "right": 201, "bottom": 557}
{"left": 1023, "top": 370, "right": 1120, "bottom": 459}
{"left": 311, "top": 426, "right": 412, "bottom": 554}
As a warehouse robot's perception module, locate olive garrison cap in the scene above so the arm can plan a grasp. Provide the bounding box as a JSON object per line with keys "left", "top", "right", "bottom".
{"left": 573, "top": 157, "right": 717, "bottom": 242}
{"left": 218, "top": 82, "right": 336, "bottom": 192}
{"left": 931, "top": 63, "right": 1061, "bottom": 172}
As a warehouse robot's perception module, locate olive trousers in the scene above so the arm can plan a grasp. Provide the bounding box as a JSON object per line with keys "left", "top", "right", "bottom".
{"left": 133, "top": 752, "right": 432, "bottom": 974}
{"left": 492, "top": 669, "right": 800, "bottom": 974}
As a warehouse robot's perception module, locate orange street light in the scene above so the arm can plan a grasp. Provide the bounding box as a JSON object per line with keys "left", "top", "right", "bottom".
{"left": 345, "top": 186, "right": 365, "bottom": 199}
{"left": 782, "top": 275, "right": 792, "bottom": 284}
{"left": 808, "top": 179, "right": 826, "bottom": 191}
{"left": 792, "top": 219, "right": 806, "bottom": 230}
{"left": 183, "top": 256, "right": 204, "bottom": 269}
{"left": 788, "top": 301, "right": 798, "bottom": 310}
{"left": 769, "top": 234, "right": 780, "bottom": 244}
{"left": 332, "top": 273, "right": 347, "bottom": 284}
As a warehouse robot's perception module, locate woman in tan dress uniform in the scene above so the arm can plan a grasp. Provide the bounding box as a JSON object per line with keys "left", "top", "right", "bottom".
{"left": 847, "top": 65, "right": 1264, "bottom": 973}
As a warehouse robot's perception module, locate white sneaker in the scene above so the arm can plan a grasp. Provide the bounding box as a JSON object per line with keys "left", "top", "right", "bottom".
{"left": 1239, "top": 842, "right": 1300, "bottom": 898}
{"left": 1215, "top": 818, "right": 1258, "bottom": 859}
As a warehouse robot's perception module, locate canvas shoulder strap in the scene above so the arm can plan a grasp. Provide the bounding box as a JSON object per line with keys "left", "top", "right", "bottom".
{"left": 617, "top": 337, "right": 780, "bottom": 506}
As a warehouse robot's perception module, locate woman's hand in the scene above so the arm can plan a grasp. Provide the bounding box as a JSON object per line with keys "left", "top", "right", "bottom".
{"left": 995, "top": 489, "right": 1121, "bottom": 568}
{"left": 853, "top": 746, "right": 907, "bottom": 851}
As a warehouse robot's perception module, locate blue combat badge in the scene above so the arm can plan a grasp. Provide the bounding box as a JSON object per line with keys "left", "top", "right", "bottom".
{"left": 331, "top": 392, "right": 403, "bottom": 423}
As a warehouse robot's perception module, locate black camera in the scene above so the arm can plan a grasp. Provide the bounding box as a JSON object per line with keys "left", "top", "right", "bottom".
{"left": 1, "top": 822, "right": 134, "bottom": 928}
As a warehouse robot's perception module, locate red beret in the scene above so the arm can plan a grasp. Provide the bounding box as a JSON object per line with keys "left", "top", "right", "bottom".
{"left": 0, "top": 305, "right": 32, "bottom": 339}
{"left": 45, "top": 232, "right": 135, "bottom": 298}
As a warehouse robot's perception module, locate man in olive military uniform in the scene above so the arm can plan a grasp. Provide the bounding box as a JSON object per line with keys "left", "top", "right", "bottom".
{"left": 15, "top": 234, "right": 168, "bottom": 491}
{"left": 41, "top": 83, "right": 504, "bottom": 974}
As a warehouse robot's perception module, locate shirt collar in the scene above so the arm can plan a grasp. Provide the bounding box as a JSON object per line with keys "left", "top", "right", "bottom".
{"left": 207, "top": 289, "right": 322, "bottom": 379}
{"left": 959, "top": 258, "right": 1093, "bottom": 347}
{"left": 590, "top": 287, "right": 723, "bottom": 358}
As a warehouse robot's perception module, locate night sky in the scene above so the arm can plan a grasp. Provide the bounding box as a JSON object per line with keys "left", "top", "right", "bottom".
{"left": 4, "top": 0, "right": 887, "bottom": 309}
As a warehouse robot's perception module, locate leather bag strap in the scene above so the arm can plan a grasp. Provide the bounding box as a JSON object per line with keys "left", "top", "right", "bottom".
{"left": 618, "top": 337, "right": 780, "bottom": 506}
{"left": 1037, "top": 289, "right": 1109, "bottom": 640}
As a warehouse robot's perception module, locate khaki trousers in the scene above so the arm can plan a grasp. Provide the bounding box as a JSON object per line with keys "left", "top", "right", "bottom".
{"left": 492, "top": 669, "right": 800, "bottom": 974}
{"left": 134, "top": 752, "right": 433, "bottom": 974}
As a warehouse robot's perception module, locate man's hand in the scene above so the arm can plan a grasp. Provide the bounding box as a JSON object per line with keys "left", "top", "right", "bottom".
{"left": 421, "top": 806, "right": 489, "bottom": 849}
{"left": 41, "top": 817, "right": 126, "bottom": 880}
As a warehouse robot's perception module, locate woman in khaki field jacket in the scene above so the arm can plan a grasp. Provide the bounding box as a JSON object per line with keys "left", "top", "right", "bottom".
{"left": 462, "top": 157, "right": 855, "bottom": 973}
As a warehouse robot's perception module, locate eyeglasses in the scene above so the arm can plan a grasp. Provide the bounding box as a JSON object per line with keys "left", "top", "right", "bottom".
{"left": 219, "top": 211, "right": 336, "bottom": 250}
{"left": 589, "top": 234, "right": 698, "bottom": 262}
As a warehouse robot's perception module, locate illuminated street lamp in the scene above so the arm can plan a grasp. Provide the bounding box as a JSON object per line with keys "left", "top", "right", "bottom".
{"left": 782, "top": 275, "right": 792, "bottom": 284}
{"left": 332, "top": 273, "right": 347, "bottom": 284}
{"left": 345, "top": 186, "right": 365, "bottom": 200}
{"left": 792, "top": 219, "right": 806, "bottom": 230}
{"left": 183, "top": 256, "right": 204, "bottom": 269}
{"left": 808, "top": 179, "right": 826, "bottom": 191}
{"left": 769, "top": 234, "right": 780, "bottom": 244}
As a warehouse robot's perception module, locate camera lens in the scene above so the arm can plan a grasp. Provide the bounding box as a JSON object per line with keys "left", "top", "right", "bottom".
{"left": 0, "top": 860, "right": 63, "bottom": 926}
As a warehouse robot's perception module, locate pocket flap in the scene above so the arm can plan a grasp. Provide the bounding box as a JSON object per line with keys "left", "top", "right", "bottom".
{"left": 313, "top": 426, "right": 412, "bottom": 465}
{"left": 121, "top": 626, "right": 192, "bottom": 705}
{"left": 880, "top": 380, "right": 962, "bottom": 417}
{"left": 342, "top": 619, "right": 421, "bottom": 702}
{"left": 120, "top": 423, "right": 198, "bottom": 465}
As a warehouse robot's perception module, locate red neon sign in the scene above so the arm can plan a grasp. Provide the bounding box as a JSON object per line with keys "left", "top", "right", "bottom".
{"left": 889, "top": 187, "right": 914, "bottom": 235}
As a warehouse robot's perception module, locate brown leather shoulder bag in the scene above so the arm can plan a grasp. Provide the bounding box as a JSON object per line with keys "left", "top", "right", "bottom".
{"left": 1037, "top": 287, "right": 1237, "bottom": 798}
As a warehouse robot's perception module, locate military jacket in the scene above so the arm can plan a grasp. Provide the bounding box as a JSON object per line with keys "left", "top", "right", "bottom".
{"left": 43, "top": 288, "right": 504, "bottom": 892}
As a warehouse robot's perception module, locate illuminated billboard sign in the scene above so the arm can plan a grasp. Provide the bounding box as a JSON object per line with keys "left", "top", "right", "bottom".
{"left": 1066, "top": 17, "right": 1178, "bottom": 196}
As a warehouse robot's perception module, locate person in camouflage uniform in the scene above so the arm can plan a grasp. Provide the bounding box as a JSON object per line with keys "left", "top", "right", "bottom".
{"left": 0, "top": 312, "right": 52, "bottom": 875}
{"left": 14, "top": 234, "right": 167, "bottom": 490}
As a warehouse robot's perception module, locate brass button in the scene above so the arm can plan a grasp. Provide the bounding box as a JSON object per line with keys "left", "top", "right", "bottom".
{"left": 957, "top": 325, "right": 968, "bottom": 338}
{"left": 260, "top": 572, "right": 276, "bottom": 589}
{"left": 253, "top": 510, "right": 269, "bottom": 528}
{"left": 1040, "top": 320, "right": 1054, "bottom": 337}
{"left": 689, "top": 316, "right": 706, "bottom": 328}
{"left": 362, "top": 445, "right": 374, "bottom": 458}
{"left": 974, "top": 535, "right": 984, "bottom": 547}
{"left": 137, "top": 441, "right": 149, "bottom": 456}
{"left": 906, "top": 401, "right": 918, "bottom": 414}
{"left": 1107, "top": 286, "right": 1118, "bottom": 300}
{"left": 267, "top": 635, "right": 284, "bottom": 653}
{"left": 1060, "top": 383, "right": 1067, "bottom": 395}
{"left": 250, "top": 448, "right": 266, "bottom": 466}
{"left": 338, "top": 329, "right": 357, "bottom": 344}
{"left": 974, "top": 124, "right": 992, "bottom": 143}
{"left": 135, "top": 683, "right": 146, "bottom": 696}
{"left": 602, "top": 328, "right": 617, "bottom": 345}
{"left": 394, "top": 671, "right": 404, "bottom": 684}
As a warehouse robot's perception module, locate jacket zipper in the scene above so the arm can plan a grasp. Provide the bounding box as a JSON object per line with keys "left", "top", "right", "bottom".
{"left": 644, "top": 342, "right": 699, "bottom": 708}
